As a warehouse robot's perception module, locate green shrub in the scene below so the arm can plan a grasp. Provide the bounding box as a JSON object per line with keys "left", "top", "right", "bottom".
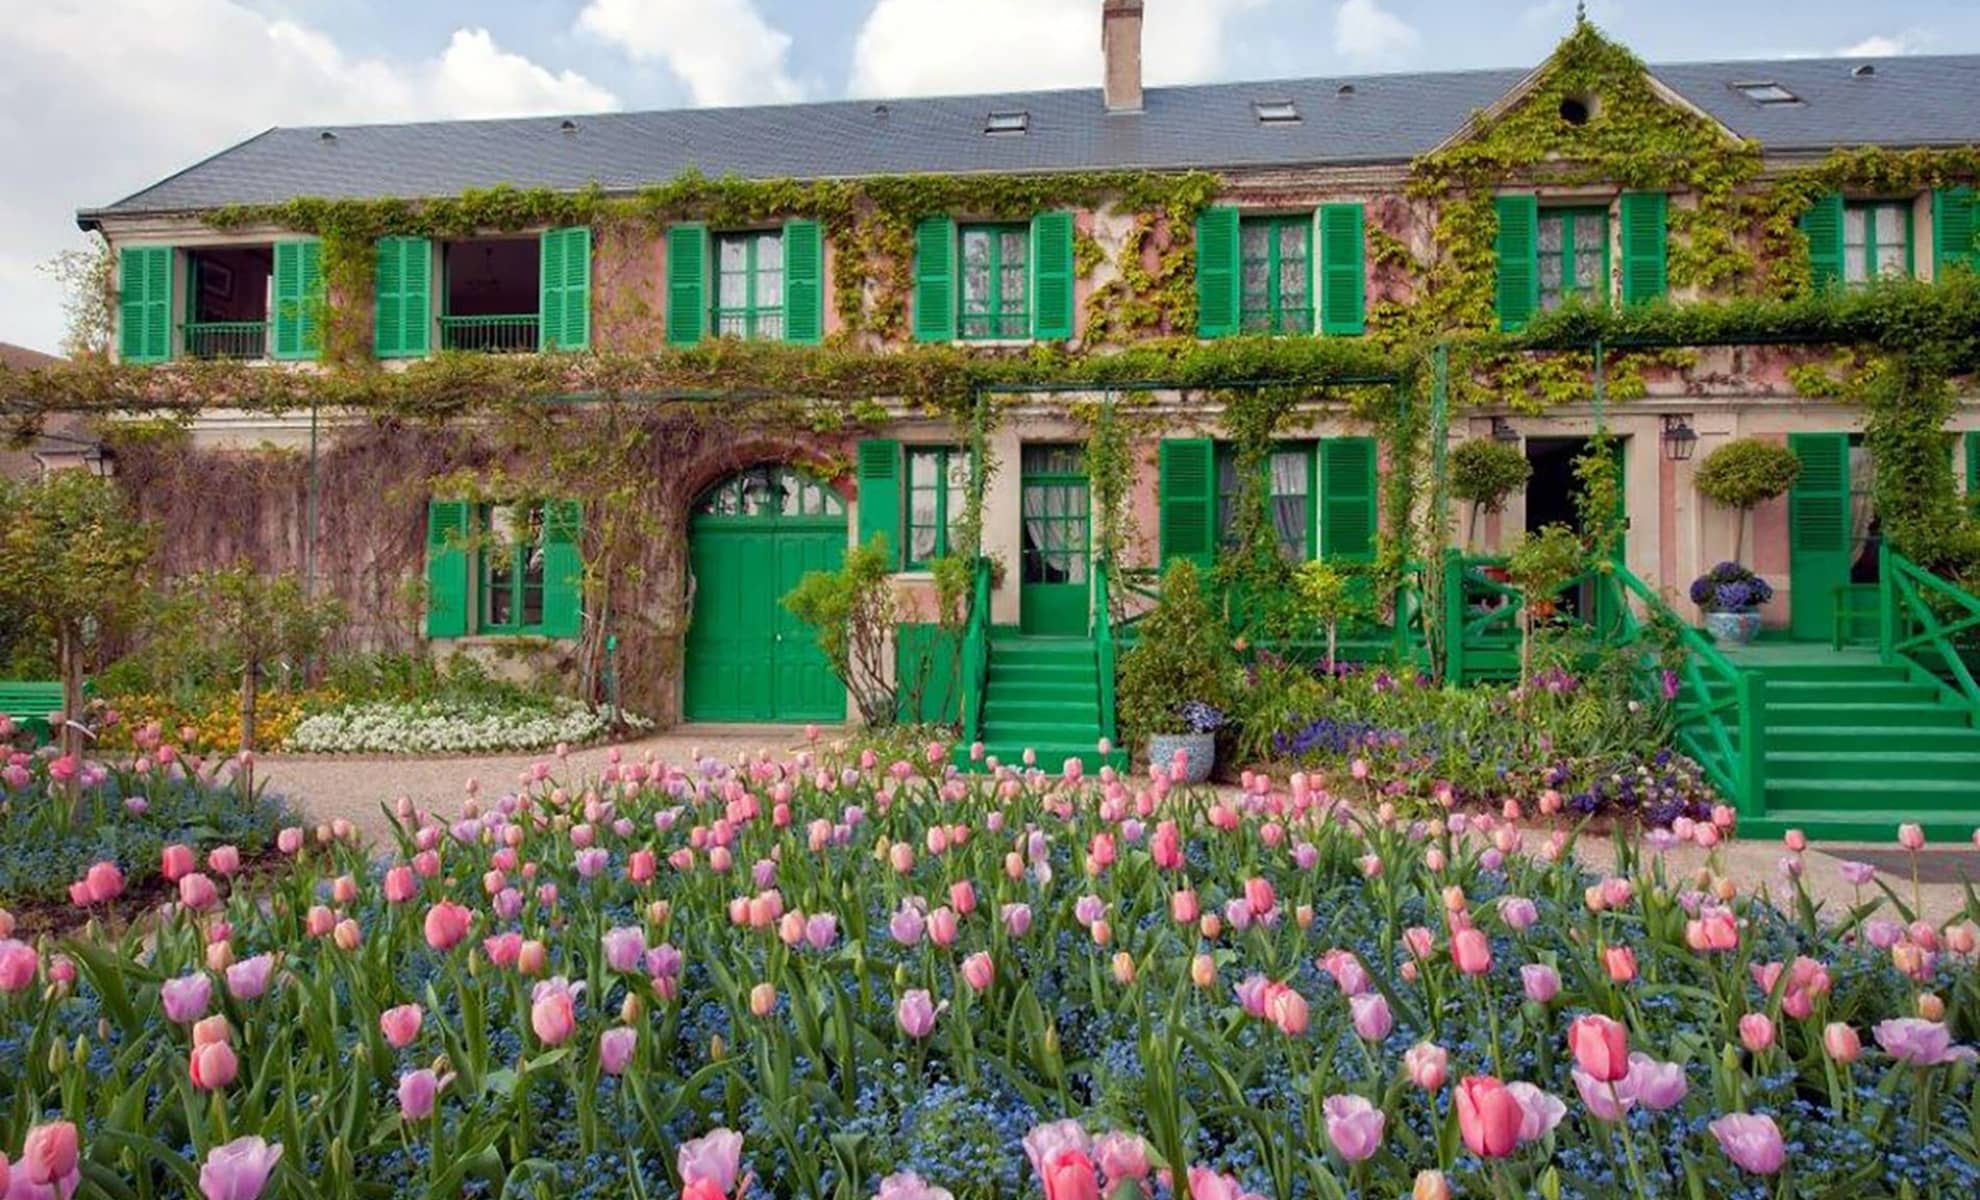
{"left": 1451, "top": 438, "right": 1532, "bottom": 544}
{"left": 1693, "top": 438, "right": 1801, "bottom": 559}
{"left": 1506, "top": 523, "right": 1587, "bottom": 677}
{"left": 1117, "top": 559, "right": 1233, "bottom": 745}
{"left": 784, "top": 535, "right": 900, "bottom": 725}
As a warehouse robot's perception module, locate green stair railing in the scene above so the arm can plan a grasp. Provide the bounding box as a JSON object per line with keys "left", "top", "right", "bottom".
{"left": 958, "top": 556, "right": 993, "bottom": 748}
{"left": 1095, "top": 557, "right": 1118, "bottom": 752}
{"left": 1881, "top": 544, "right": 1980, "bottom": 722}
{"left": 1602, "top": 563, "right": 1767, "bottom": 813}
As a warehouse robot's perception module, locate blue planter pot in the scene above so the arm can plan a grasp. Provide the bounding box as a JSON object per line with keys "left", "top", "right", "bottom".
{"left": 1148, "top": 732, "right": 1215, "bottom": 783}
{"left": 1703, "top": 609, "right": 1762, "bottom": 645}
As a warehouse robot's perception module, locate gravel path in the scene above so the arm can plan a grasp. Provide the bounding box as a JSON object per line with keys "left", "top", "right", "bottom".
{"left": 257, "top": 732, "right": 1980, "bottom": 924}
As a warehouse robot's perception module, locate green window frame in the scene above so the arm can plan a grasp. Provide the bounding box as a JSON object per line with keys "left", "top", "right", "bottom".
{"left": 958, "top": 223, "right": 1029, "bottom": 340}
{"left": 905, "top": 446, "right": 970, "bottom": 569}
{"left": 1214, "top": 442, "right": 1315, "bottom": 560}
{"left": 1538, "top": 206, "right": 1610, "bottom": 311}
{"left": 477, "top": 502, "right": 549, "bottom": 634}
{"left": 1843, "top": 200, "right": 1914, "bottom": 285}
{"left": 713, "top": 230, "right": 786, "bottom": 340}
{"left": 1238, "top": 216, "right": 1313, "bottom": 334}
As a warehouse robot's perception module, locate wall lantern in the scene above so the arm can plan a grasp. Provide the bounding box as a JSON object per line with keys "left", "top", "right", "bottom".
{"left": 83, "top": 444, "right": 118, "bottom": 478}
{"left": 1489, "top": 416, "right": 1520, "bottom": 444}
{"left": 1660, "top": 415, "right": 1698, "bottom": 462}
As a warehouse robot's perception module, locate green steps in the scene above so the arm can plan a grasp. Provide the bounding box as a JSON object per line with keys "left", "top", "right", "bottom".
{"left": 1768, "top": 750, "right": 1980, "bottom": 782}
{"left": 1765, "top": 680, "right": 1941, "bottom": 705}
{"left": 1762, "top": 701, "right": 1968, "bottom": 728}
{"left": 1766, "top": 725, "right": 1980, "bottom": 753}
{"left": 962, "top": 634, "right": 1114, "bottom": 773}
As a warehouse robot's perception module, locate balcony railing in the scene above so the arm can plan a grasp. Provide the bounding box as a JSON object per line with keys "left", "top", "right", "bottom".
{"left": 439, "top": 314, "right": 540, "bottom": 354}
{"left": 182, "top": 321, "right": 268, "bottom": 360}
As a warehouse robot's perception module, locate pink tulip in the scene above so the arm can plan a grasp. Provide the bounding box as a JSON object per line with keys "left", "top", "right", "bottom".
{"left": 1093, "top": 1132, "right": 1149, "bottom": 1183}
{"left": 1739, "top": 1013, "right": 1775, "bottom": 1052}
{"left": 1405, "top": 1041, "right": 1448, "bottom": 1090}
{"left": 225, "top": 954, "right": 275, "bottom": 1001}
{"left": 602, "top": 926, "right": 645, "bottom": 973}
{"left": 1264, "top": 984, "right": 1309, "bottom": 1036}
{"left": 383, "top": 866, "right": 417, "bottom": 904}
{"left": 74, "top": 861, "right": 124, "bottom": 905}
{"left": 1898, "top": 823, "right": 1926, "bottom": 851}
{"left": 161, "top": 973, "right": 213, "bottom": 1024}
{"left": 1322, "top": 1094, "right": 1385, "bottom": 1162}
{"left": 161, "top": 843, "right": 196, "bottom": 881}
{"left": 1619, "top": 1053, "right": 1688, "bottom": 1110}
{"left": 1602, "top": 945, "right": 1637, "bottom": 982}
{"left": 207, "top": 845, "right": 242, "bottom": 877}
{"left": 1506, "top": 1082, "right": 1566, "bottom": 1144}
{"left": 1567, "top": 1014, "right": 1629, "bottom": 1083}
{"left": 397, "top": 1069, "right": 449, "bottom": 1121}
{"left": 423, "top": 901, "right": 472, "bottom": 951}
{"left": 927, "top": 907, "right": 958, "bottom": 947}
{"left": 20, "top": 1121, "right": 81, "bottom": 1196}
{"left": 1873, "top": 1018, "right": 1976, "bottom": 1065}
{"left": 1709, "top": 1113, "right": 1786, "bottom": 1175}
{"left": 1002, "top": 903, "right": 1033, "bottom": 937}
{"left": 1454, "top": 1076, "right": 1522, "bottom": 1158}
{"left": 276, "top": 827, "right": 304, "bottom": 855}
{"left": 961, "top": 952, "right": 995, "bottom": 992}
{"left": 531, "top": 978, "right": 580, "bottom": 1045}
{"left": 1824, "top": 1022, "right": 1862, "bottom": 1063}
{"left": 804, "top": 913, "right": 838, "bottom": 951}
{"left": 379, "top": 1003, "right": 423, "bottom": 1049}
{"left": 896, "top": 989, "right": 936, "bottom": 1039}
{"left": 889, "top": 903, "right": 925, "bottom": 946}
{"left": 876, "top": 1172, "right": 955, "bottom": 1200}
{"left": 1349, "top": 992, "right": 1393, "bottom": 1042}
{"left": 178, "top": 873, "right": 220, "bottom": 911}
{"left": 678, "top": 1128, "right": 744, "bottom": 1197}
{"left": 1520, "top": 963, "right": 1560, "bottom": 1004}
{"left": 1572, "top": 1066, "right": 1632, "bottom": 1121}
{"left": 1451, "top": 928, "right": 1492, "bottom": 975}
{"left": 600, "top": 1025, "right": 637, "bottom": 1075}
{"left": 190, "top": 1039, "right": 239, "bottom": 1090}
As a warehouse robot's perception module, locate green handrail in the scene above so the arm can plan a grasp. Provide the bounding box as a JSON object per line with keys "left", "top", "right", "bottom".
{"left": 958, "top": 556, "right": 993, "bottom": 748}
{"left": 438, "top": 313, "right": 540, "bottom": 353}
{"left": 1881, "top": 544, "right": 1980, "bottom": 721}
{"left": 1604, "top": 561, "right": 1766, "bottom": 813}
{"left": 1095, "top": 558, "right": 1118, "bottom": 752}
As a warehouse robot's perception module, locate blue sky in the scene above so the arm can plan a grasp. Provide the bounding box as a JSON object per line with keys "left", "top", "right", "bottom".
{"left": 4, "top": 0, "right": 1978, "bottom": 353}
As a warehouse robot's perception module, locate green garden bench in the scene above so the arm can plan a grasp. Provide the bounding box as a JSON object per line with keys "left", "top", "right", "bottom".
{"left": 0, "top": 681, "right": 71, "bottom": 746}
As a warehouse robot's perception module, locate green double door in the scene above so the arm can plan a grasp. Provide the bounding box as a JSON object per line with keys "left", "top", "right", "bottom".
{"left": 1019, "top": 445, "right": 1092, "bottom": 635}
{"left": 683, "top": 468, "right": 846, "bottom": 722}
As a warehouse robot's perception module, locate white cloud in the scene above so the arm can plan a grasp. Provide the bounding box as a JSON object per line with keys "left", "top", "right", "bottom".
{"left": 0, "top": 0, "right": 618, "bottom": 355}
{"left": 849, "top": 0, "right": 1267, "bottom": 99}
{"left": 1334, "top": 0, "right": 1420, "bottom": 63}
{"left": 1838, "top": 33, "right": 1917, "bottom": 58}
{"left": 576, "top": 0, "right": 802, "bottom": 107}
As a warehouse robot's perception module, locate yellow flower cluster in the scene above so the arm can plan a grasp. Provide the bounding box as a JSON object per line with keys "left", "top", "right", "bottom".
{"left": 96, "top": 689, "right": 338, "bottom": 753}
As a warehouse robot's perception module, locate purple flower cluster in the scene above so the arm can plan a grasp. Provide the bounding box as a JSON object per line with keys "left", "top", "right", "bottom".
{"left": 1689, "top": 562, "right": 1775, "bottom": 612}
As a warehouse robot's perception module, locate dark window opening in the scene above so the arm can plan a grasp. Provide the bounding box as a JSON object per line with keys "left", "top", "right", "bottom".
{"left": 184, "top": 246, "right": 272, "bottom": 360}
{"left": 442, "top": 238, "right": 540, "bottom": 352}
{"left": 1558, "top": 96, "right": 1591, "bottom": 125}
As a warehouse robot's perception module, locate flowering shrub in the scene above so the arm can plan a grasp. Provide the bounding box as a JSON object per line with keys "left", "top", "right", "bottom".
{"left": 96, "top": 689, "right": 331, "bottom": 755}
{"left": 0, "top": 740, "right": 1975, "bottom": 1198}
{"left": 1689, "top": 562, "right": 1776, "bottom": 613}
{"left": 282, "top": 697, "right": 651, "bottom": 755}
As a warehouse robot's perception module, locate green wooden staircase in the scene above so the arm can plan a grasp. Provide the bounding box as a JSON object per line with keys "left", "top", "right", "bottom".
{"left": 971, "top": 632, "right": 1115, "bottom": 771}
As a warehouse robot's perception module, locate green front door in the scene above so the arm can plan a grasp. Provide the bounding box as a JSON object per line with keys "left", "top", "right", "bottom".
{"left": 1788, "top": 432, "right": 1851, "bottom": 641}
{"left": 684, "top": 467, "right": 847, "bottom": 722}
{"left": 1019, "top": 444, "right": 1091, "bottom": 635}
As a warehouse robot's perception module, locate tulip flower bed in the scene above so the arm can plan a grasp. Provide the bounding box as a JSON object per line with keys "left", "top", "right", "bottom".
{"left": 2, "top": 745, "right": 1978, "bottom": 1200}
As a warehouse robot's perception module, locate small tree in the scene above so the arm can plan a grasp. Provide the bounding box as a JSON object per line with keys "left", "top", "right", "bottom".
{"left": 175, "top": 566, "right": 346, "bottom": 754}
{"left": 1293, "top": 560, "right": 1372, "bottom": 673}
{"left": 1117, "top": 559, "right": 1232, "bottom": 747}
{"left": 1694, "top": 438, "right": 1801, "bottom": 561}
{"left": 784, "top": 535, "right": 900, "bottom": 726}
{"left": 0, "top": 472, "right": 152, "bottom": 788}
{"left": 1505, "top": 523, "right": 1585, "bottom": 681}
{"left": 1451, "top": 439, "right": 1532, "bottom": 548}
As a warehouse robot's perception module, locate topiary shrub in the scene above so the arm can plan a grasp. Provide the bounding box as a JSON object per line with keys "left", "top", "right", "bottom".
{"left": 1117, "top": 559, "right": 1232, "bottom": 747}
{"left": 1693, "top": 438, "right": 1802, "bottom": 560}
{"left": 1451, "top": 439, "right": 1533, "bottom": 546}
{"left": 784, "top": 534, "right": 900, "bottom": 726}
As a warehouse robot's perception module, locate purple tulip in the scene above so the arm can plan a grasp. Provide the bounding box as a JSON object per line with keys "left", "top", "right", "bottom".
{"left": 803, "top": 913, "right": 838, "bottom": 951}
{"left": 1709, "top": 1113, "right": 1786, "bottom": 1175}
{"left": 162, "top": 973, "right": 212, "bottom": 1025}
{"left": 224, "top": 954, "right": 275, "bottom": 1001}
{"left": 1873, "top": 1018, "right": 1978, "bottom": 1065}
{"left": 1497, "top": 897, "right": 1538, "bottom": 931}
{"left": 1619, "top": 1053, "right": 1688, "bottom": 1110}
{"left": 896, "top": 989, "right": 936, "bottom": 1038}
{"left": 646, "top": 943, "right": 683, "bottom": 979}
{"left": 889, "top": 902, "right": 925, "bottom": 946}
{"left": 1571, "top": 1067, "right": 1631, "bottom": 1122}
{"left": 1837, "top": 860, "right": 1877, "bottom": 887}
{"left": 199, "top": 1136, "right": 283, "bottom": 1200}
{"left": 1520, "top": 964, "right": 1560, "bottom": 1005}
{"left": 574, "top": 848, "right": 609, "bottom": 879}
{"left": 1002, "top": 903, "right": 1033, "bottom": 937}
{"left": 1349, "top": 992, "right": 1393, "bottom": 1042}
{"left": 1074, "top": 894, "right": 1106, "bottom": 926}
{"left": 1321, "top": 1094, "right": 1385, "bottom": 1162}
{"left": 601, "top": 926, "right": 645, "bottom": 974}
{"left": 396, "top": 1068, "right": 450, "bottom": 1121}
{"left": 1505, "top": 1082, "right": 1566, "bottom": 1145}
{"left": 599, "top": 1025, "right": 637, "bottom": 1075}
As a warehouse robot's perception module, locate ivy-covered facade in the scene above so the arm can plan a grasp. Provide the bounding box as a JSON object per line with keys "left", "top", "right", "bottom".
{"left": 40, "top": 13, "right": 1980, "bottom": 725}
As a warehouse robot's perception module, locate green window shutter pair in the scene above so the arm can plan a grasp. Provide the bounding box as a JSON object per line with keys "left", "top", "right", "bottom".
{"left": 669, "top": 220, "right": 823, "bottom": 346}
{"left": 540, "top": 500, "right": 584, "bottom": 638}
{"left": 374, "top": 237, "right": 432, "bottom": 359}
{"left": 1934, "top": 186, "right": 1978, "bottom": 276}
{"left": 857, "top": 438, "right": 903, "bottom": 566}
{"left": 1801, "top": 192, "right": 1846, "bottom": 292}
{"left": 1494, "top": 195, "right": 1540, "bottom": 332}
{"left": 1158, "top": 439, "right": 1217, "bottom": 572}
{"left": 538, "top": 226, "right": 591, "bottom": 352}
{"left": 1320, "top": 437, "right": 1378, "bottom": 561}
{"left": 271, "top": 239, "right": 324, "bottom": 360}
{"left": 118, "top": 245, "right": 173, "bottom": 364}
{"left": 1195, "top": 206, "right": 1240, "bottom": 338}
{"left": 425, "top": 499, "right": 470, "bottom": 639}
{"left": 1618, "top": 192, "right": 1668, "bottom": 306}
{"left": 912, "top": 213, "right": 1073, "bottom": 342}
{"left": 1317, "top": 204, "right": 1366, "bottom": 336}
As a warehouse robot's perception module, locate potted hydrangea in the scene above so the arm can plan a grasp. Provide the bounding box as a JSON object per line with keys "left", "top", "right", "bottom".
{"left": 1151, "top": 701, "right": 1226, "bottom": 784}
{"left": 1689, "top": 562, "right": 1774, "bottom": 645}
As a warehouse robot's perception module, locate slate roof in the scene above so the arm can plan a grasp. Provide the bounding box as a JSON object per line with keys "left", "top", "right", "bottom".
{"left": 80, "top": 53, "right": 1980, "bottom": 224}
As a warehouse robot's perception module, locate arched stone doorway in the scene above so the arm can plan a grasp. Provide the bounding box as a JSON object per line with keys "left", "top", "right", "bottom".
{"left": 681, "top": 464, "right": 847, "bottom": 722}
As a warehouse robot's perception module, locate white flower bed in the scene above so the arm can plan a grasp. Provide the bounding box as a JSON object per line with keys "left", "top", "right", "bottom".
{"left": 281, "top": 697, "right": 651, "bottom": 755}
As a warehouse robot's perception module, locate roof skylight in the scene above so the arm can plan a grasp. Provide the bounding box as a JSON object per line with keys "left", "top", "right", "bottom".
{"left": 1733, "top": 81, "right": 1801, "bottom": 105}
{"left": 1253, "top": 99, "right": 1301, "bottom": 124}
{"left": 984, "top": 110, "right": 1029, "bottom": 136}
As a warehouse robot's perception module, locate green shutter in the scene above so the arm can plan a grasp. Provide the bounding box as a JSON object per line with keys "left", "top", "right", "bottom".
{"left": 374, "top": 237, "right": 431, "bottom": 359}
{"left": 857, "top": 439, "right": 902, "bottom": 566}
{"left": 1158, "top": 438, "right": 1217, "bottom": 571}
{"left": 1318, "top": 203, "right": 1365, "bottom": 335}
{"left": 1031, "top": 210, "right": 1075, "bottom": 340}
{"left": 1494, "top": 195, "right": 1539, "bottom": 332}
{"left": 271, "top": 238, "right": 323, "bottom": 360}
{"left": 1320, "top": 437, "right": 1378, "bottom": 562}
{"left": 666, "top": 223, "right": 708, "bottom": 346}
{"left": 1194, "top": 206, "right": 1240, "bottom": 338}
{"left": 1619, "top": 192, "right": 1668, "bottom": 305}
{"left": 541, "top": 499, "right": 583, "bottom": 638}
{"left": 1934, "top": 187, "right": 1978, "bottom": 276}
{"left": 425, "top": 499, "right": 470, "bottom": 639}
{"left": 912, "top": 217, "right": 957, "bottom": 343}
{"left": 783, "top": 219, "right": 824, "bottom": 345}
{"left": 1801, "top": 192, "right": 1845, "bottom": 292}
{"left": 118, "top": 246, "right": 172, "bottom": 364}
{"left": 1787, "top": 433, "right": 1851, "bottom": 641}
{"left": 537, "top": 226, "right": 589, "bottom": 352}
{"left": 1965, "top": 431, "right": 1980, "bottom": 498}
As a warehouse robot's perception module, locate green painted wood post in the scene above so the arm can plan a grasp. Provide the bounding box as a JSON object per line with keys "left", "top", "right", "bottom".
{"left": 1736, "top": 670, "right": 1766, "bottom": 817}
{"left": 1442, "top": 548, "right": 1466, "bottom": 686}
{"left": 1877, "top": 538, "right": 1899, "bottom": 666}
{"left": 1592, "top": 340, "right": 1605, "bottom": 432}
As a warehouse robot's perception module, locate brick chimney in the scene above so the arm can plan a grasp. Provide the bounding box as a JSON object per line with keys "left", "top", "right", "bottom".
{"left": 1103, "top": 0, "right": 1144, "bottom": 114}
